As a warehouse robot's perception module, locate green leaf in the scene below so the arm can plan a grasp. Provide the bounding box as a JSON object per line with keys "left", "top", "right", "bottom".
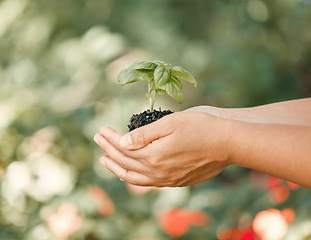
{"left": 171, "top": 76, "right": 183, "bottom": 89}
{"left": 118, "top": 69, "right": 152, "bottom": 86}
{"left": 154, "top": 65, "right": 171, "bottom": 86}
{"left": 152, "top": 60, "right": 163, "bottom": 65}
{"left": 155, "top": 89, "right": 166, "bottom": 95}
{"left": 159, "top": 78, "right": 184, "bottom": 104}
{"left": 171, "top": 66, "right": 197, "bottom": 87}
{"left": 129, "top": 60, "right": 157, "bottom": 71}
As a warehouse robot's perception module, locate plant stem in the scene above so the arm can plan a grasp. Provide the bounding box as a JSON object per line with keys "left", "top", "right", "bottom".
{"left": 148, "top": 80, "right": 155, "bottom": 112}
{"left": 150, "top": 98, "right": 155, "bottom": 112}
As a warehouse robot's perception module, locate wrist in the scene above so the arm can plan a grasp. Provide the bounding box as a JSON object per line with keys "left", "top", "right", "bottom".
{"left": 224, "top": 118, "right": 248, "bottom": 166}
{"left": 209, "top": 114, "right": 236, "bottom": 165}
{"left": 190, "top": 108, "right": 238, "bottom": 165}
{"left": 225, "top": 119, "right": 262, "bottom": 169}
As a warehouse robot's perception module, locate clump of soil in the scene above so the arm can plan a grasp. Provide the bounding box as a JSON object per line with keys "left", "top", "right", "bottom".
{"left": 128, "top": 109, "right": 173, "bottom": 131}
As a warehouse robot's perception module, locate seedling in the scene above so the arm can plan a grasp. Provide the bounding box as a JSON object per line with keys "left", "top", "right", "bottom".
{"left": 118, "top": 60, "right": 197, "bottom": 112}
{"left": 118, "top": 60, "right": 197, "bottom": 130}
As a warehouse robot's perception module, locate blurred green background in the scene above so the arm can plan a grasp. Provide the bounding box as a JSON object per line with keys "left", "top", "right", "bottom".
{"left": 1, "top": 0, "right": 311, "bottom": 239}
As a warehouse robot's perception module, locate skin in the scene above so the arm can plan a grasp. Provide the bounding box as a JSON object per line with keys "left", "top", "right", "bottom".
{"left": 94, "top": 98, "right": 311, "bottom": 189}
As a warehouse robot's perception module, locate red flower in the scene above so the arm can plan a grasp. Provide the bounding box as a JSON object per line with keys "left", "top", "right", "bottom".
{"left": 270, "top": 185, "right": 290, "bottom": 204}
{"left": 88, "top": 186, "right": 115, "bottom": 216}
{"left": 267, "top": 176, "right": 282, "bottom": 191}
{"left": 281, "top": 208, "right": 295, "bottom": 224}
{"left": 267, "top": 176, "right": 290, "bottom": 204}
{"left": 158, "top": 208, "right": 209, "bottom": 237}
{"left": 252, "top": 209, "right": 288, "bottom": 240}
{"left": 217, "top": 227, "right": 255, "bottom": 240}
{"left": 47, "top": 203, "right": 82, "bottom": 238}
{"left": 250, "top": 173, "right": 300, "bottom": 204}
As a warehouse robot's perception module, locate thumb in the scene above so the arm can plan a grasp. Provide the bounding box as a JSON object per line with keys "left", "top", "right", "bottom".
{"left": 120, "top": 117, "right": 173, "bottom": 150}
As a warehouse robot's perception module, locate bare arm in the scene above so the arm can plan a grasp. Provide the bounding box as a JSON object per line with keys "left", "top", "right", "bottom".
{"left": 228, "top": 120, "right": 311, "bottom": 188}
{"left": 190, "top": 98, "right": 311, "bottom": 126}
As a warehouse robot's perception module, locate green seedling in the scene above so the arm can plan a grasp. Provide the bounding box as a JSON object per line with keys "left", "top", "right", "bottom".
{"left": 118, "top": 60, "right": 197, "bottom": 112}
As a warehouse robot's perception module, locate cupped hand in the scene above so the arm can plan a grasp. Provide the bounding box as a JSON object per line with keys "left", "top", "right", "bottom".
{"left": 94, "top": 111, "right": 232, "bottom": 187}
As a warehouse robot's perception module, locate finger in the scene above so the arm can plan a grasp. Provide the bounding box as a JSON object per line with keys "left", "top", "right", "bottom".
{"left": 94, "top": 133, "right": 148, "bottom": 172}
{"left": 99, "top": 127, "right": 123, "bottom": 150}
{"left": 99, "top": 127, "right": 146, "bottom": 157}
{"left": 97, "top": 127, "right": 146, "bottom": 159}
{"left": 119, "top": 114, "right": 175, "bottom": 150}
{"left": 99, "top": 125, "right": 171, "bottom": 159}
{"left": 100, "top": 155, "right": 155, "bottom": 186}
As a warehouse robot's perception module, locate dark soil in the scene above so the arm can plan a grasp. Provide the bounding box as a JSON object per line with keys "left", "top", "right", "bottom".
{"left": 128, "top": 109, "right": 173, "bottom": 131}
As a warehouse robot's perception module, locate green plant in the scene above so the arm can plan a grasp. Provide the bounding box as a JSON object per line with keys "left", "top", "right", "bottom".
{"left": 118, "top": 60, "right": 197, "bottom": 112}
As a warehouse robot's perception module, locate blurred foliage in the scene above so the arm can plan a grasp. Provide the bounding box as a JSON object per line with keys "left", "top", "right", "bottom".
{"left": 0, "top": 0, "right": 311, "bottom": 239}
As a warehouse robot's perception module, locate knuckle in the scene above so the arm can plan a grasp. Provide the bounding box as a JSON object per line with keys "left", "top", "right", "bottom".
{"left": 161, "top": 118, "right": 175, "bottom": 133}
{"left": 154, "top": 172, "right": 164, "bottom": 180}
{"left": 133, "top": 128, "right": 146, "bottom": 146}
{"left": 154, "top": 169, "right": 169, "bottom": 181}
{"left": 119, "top": 170, "right": 129, "bottom": 181}
{"left": 147, "top": 156, "right": 159, "bottom": 168}
{"left": 124, "top": 172, "right": 141, "bottom": 186}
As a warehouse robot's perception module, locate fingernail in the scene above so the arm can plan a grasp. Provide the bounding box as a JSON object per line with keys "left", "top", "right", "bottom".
{"left": 119, "top": 178, "right": 125, "bottom": 182}
{"left": 93, "top": 134, "right": 100, "bottom": 144}
{"left": 99, "top": 156, "right": 106, "bottom": 166}
{"left": 120, "top": 134, "right": 132, "bottom": 149}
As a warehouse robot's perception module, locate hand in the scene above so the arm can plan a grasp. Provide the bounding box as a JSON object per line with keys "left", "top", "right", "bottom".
{"left": 94, "top": 111, "right": 232, "bottom": 187}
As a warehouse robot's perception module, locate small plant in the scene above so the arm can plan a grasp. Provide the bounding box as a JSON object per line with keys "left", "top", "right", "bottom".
{"left": 118, "top": 60, "right": 197, "bottom": 112}
{"left": 118, "top": 60, "right": 197, "bottom": 131}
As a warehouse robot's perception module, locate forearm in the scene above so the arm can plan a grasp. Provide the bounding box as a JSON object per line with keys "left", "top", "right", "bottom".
{"left": 193, "top": 98, "right": 311, "bottom": 126}
{"left": 223, "top": 98, "right": 311, "bottom": 126}
{"left": 227, "top": 120, "right": 311, "bottom": 188}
